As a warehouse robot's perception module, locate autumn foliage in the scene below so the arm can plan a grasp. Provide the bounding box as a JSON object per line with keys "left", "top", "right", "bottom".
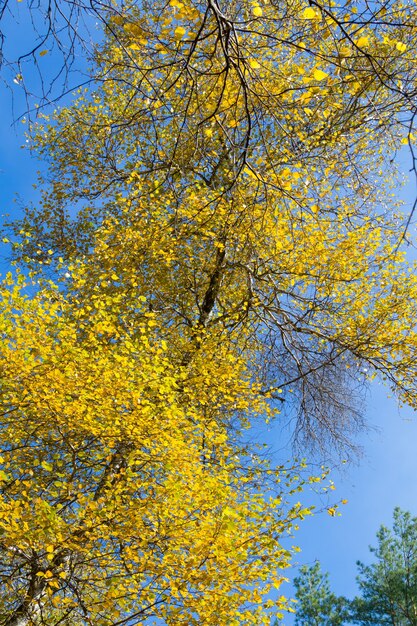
{"left": 1, "top": 274, "right": 312, "bottom": 624}
{"left": 1, "top": 0, "right": 417, "bottom": 623}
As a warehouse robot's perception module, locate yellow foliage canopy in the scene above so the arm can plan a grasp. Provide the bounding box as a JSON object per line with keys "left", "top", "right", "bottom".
{"left": 0, "top": 276, "right": 312, "bottom": 624}
{"left": 2, "top": 0, "right": 417, "bottom": 623}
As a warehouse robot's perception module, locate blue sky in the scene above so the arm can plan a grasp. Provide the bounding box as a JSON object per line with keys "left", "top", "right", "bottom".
{"left": 2, "top": 32, "right": 417, "bottom": 626}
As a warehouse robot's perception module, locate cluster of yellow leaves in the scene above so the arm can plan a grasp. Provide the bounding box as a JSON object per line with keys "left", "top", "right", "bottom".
{"left": 4, "top": 0, "right": 417, "bottom": 622}
{"left": 0, "top": 275, "right": 317, "bottom": 624}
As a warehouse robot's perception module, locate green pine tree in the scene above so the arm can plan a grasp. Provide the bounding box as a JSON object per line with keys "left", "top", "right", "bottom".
{"left": 352, "top": 508, "right": 417, "bottom": 625}
{"left": 292, "top": 561, "right": 349, "bottom": 625}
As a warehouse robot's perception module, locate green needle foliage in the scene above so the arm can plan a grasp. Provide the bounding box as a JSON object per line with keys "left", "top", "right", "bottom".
{"left": 292, "top": 561, "right": 349, "bottom": 625}
{"left": 288, "top": 508, "right": 417, "bottom": 626}
{"left": 352, "top": 508, "right": 417, "bottom": 626}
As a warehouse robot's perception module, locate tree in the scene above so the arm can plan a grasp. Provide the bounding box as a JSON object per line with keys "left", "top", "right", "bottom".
{"left": 288, "top": 509, "right": 417, "bottom": 626}
{"left": 2, "top": 0, "right": 417, "bottom": 623}
{"left": 352, "top": 508, "right": 417, "bottom": 625}
{"left": 292, "top": 562, "right": 349, "bottom": 625}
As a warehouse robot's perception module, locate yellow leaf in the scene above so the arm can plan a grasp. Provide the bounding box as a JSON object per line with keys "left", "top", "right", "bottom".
{"left": 356, "top": 36, "right": 369, "bottom": 48}
{"left": 313, "top": 69, "right": 329, "bottom": 81}
{"left": 302, "top": 7, "right": 317, "bottom": 19}
{"left": 252, "top": 5, "right": 263, "bottom": 17}
{"left": 174, "top": 26, "right": 186, "bottom": 39}
{"left": 48, "top": 579, "right": 60, "bottom": 589}
{"left": 396, "top": 41, "right": 407, "bottom": 52}
{"left": 249, "top": 59, "right": 261, "bottom": 69}
{"left": 39, "top": 50, "right": 48, "bottom": 57}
